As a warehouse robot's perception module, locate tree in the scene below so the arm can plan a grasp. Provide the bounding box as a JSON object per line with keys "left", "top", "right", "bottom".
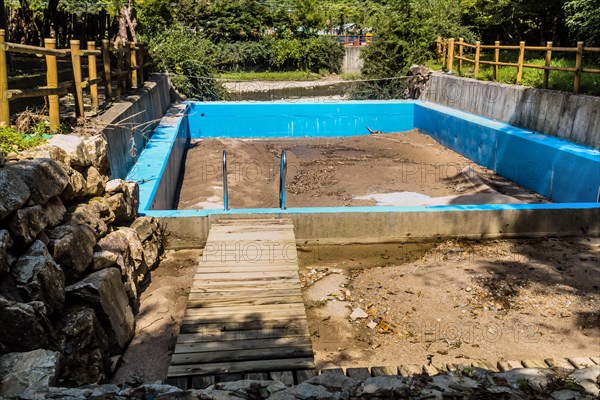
{"left": 564, "top": 0, "right": 600, "bottom": 46}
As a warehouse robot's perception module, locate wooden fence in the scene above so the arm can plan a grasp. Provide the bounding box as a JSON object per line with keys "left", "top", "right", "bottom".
{"left": 0, "top": 29, "right": 151, "bottom": 131}
{"left": 435, "top": 37, "right": 600, "bottom": 93}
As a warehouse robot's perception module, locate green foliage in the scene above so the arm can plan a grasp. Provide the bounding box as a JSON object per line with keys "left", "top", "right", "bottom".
{"left": 148, "top": 26, "right": 226, "bottom": 100}
{"left": 135, "top": 0, "right": 175, "bottom": 36}
{"left": 565, "top": 0, "right": 600, "bottom": 46}
{"left": 0, "top": 126, "right": 47, "bottom": 154}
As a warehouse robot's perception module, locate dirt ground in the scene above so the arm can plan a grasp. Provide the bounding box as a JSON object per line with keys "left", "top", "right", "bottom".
{"left": 176, "top": 131, "right": 546, "bottom": 210}
{"left": 301, "top": 238, "right": 600, "bottom": 369}
{"left": 110, "top": 250, "right": 199, "bottom": 385}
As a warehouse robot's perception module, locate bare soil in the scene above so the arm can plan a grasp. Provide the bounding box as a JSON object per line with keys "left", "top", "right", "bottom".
{"left": 176, "top": 131, "right": 546, "bottom": 210}
{"left": 110, "top": 250, "right": 199, "bottom": 385}
{"left": 301, "top": 238, "right": 600, "bottom": 369}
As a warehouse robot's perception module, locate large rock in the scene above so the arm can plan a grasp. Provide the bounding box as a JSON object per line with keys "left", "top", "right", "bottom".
{"left": 105, "top": 193, "right": 128, "bottom": 223}
{"left": 12, "top": 240, "right": 65, "bottom": 314}
{"left": 6, "top": 158, "right": 69, "bottom": 205}
{"left": 48, "top": 134, "right": 91, "bottom": 168}
{"left": 47, "top": 224, "right": 96, "bottom": 283}
{"left": 57, "top": 307, "right": 111, "bottom": 386}
{"left": 0, "top": 229, "right": 13, "bottom": 275}
{"left": 65, "top": 202, "right": 111, "bottom": 239}
{"left": 105, "top": 180, "right": 139, "bottom": 221}
{"left": 61, "top": 168, "right": 87, "bottom": 201}
{"left": 84, "top": 135, "right": 110, "bottom": 175}
{"left": 65, "top": 268, "right": 135, "bottom": 354}
{"left": 0, "top": 167, "right": 31, "bottom": 221}
{"left": 8, "top": 205, "right": 48, "bottom": 248}
{"left": 84, "top": 166, "right": 108, "bottom": 197}
{"left": 19, "top": 145, "right": 71, "bottom": 168}
{"left": 43, "top": 196, "right": 66, "bottom": 228}
{"left": 0, "top": 349, "right": 60, "bottom": 398}
{"left": 0, "top": 297, "right": 53, "bottom": 353}
{"left": 130, "top": 217, "right": 155, "bottom": 242}
{"left": 358, "top": 376, "right": 410, "bottom": 397}
{"left": 92, "top": 231, "right": 129, "bottom": 272}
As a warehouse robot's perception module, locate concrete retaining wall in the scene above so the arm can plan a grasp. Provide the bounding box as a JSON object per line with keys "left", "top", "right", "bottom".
{"left": 342, "top": 46, "right": 363, "bottom": 74}
{"left": 158, "top": 206, "right": 599, "bottom": 249}
{"left": 420, "top": 74, "right": 600, "bottom": 149}
{"left": 97, "top": 74, "right": 172, "bottom": 179}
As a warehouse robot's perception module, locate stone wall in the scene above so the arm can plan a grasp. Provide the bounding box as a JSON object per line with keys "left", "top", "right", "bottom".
{"left": 0, "top": 133, "right": 163, "bottom": 395}
{"left": 342, "top": 46, "right": 364, "bottom": 74}
{"left": 420, "top": 73, "right": 600, "bottom": 149}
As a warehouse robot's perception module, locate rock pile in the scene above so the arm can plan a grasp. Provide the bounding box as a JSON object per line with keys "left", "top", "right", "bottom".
{"left": 5, "top": 366, "right": 599, "bottom": 399}
{"left": 0, "top": 134, "right": 163, "bottom": 395}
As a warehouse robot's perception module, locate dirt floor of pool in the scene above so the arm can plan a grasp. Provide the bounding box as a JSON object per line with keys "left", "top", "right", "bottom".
{"left": 111, "top": 238, "right": 599, "bottom": 382}
{"left": 175, "top": 130, "right": 547, "bottom": 210}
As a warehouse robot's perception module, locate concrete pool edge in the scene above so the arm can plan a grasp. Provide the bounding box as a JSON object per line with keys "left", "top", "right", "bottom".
{"left": 126, "top": 100, "right": 599, "bottom": 246}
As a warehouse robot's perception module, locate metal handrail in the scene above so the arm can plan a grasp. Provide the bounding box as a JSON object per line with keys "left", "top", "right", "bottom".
{"left": 279, "top": 150, "right": 287, "bottom": 210}
{"left": 223, "top": 149, "right": 229, "bottom": 211}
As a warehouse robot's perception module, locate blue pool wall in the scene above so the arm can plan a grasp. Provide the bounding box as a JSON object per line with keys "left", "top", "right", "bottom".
{"left": 127, "top": 100, "right": 600, "bottom": 214}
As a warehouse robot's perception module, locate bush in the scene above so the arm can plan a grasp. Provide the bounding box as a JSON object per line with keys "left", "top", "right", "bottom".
{"left": 148, "top": 26, "right": 227, "bottom": 100}
{"left": 0, "top": 126, "right": 46, "bottom": 154}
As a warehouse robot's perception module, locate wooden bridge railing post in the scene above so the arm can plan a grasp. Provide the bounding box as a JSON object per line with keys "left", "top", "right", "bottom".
{"left": 0, "top": 29, "right": 10, "bottom": 126}
{"left": 87, "top": 41, "right": 99, "bottom": 113}
{"left": 70, "top": 40, "right": 84, "bottom": 117}
{"left": 436, "top": 36, "right": 442, "bottom": 63}
{"left": 493, "top": 41, "right": 500, "bottom": 80}
{"left": 543, "top": 41, "right": 553, "bottom": 89}
{"left": 457, "top": 38, "right": 463, "bottom": 74}
{"left": 447, "top": 38, "right": 455, "bottom": 72}
{"left": 45, "top": 38, "right": 60, "bottom": 132}
{"left": 102, "top": 39, "right": 112, "bottom": 100}
{"left": 574, "top": 41, "right": 584, "bottom": 93}
{"left": 137, "top": 42, "right": 144, "bottom": 84}
{"left": 516, "top": 41, "right": 525, "bottom": 84}
{"left": 129, "top": 41, "right": 138, "bottom": 88}
{"left": 474, "top": 41, "right": 481, "bottom": 79}
{"left": 116, "top": 39, "right": 124, "bottom": 99}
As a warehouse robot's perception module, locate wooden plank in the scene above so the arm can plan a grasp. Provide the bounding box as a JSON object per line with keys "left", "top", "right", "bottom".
{"left": 164, "top": 377, "right": 188, "bottom": 389}
{"left": 184, "top": 303, "right": 305, "bottom": 316}
{"left": 521, "top": 359, "right": 549, "bottom": 369}
{"left": 371, "top": 366, "right": 397, "bottom": 376}
{"left": 295, "top": 369, "right": 318, "bottom": 383}
{"left": 196, "top": 265, "right": 300, "bottom": 273}
{"left": 179, "top": 319, "right": 309, "bottom": 333}
{"left": 175, "top": 337, "right": 312, "bottom": 354}
{"left": 545, "top": 358, "right": 575, "bottom": 370}
{"left": 193, "top": 271, "right": 300, "bottom": 281}
{"left": 471, "top": 360, "right": 499, "bottom": 372}
{"left": 172, "top": 346, "right": 313, "bottom": 365}
{"left": 422, "top": 365, "right": 439, "bottom": 376}
{"left": 189, "top": 289, "right": 302, "bottom": 299}
{"left": 270, "top": 371, "right": 294, "bottom": 386}
{"left": 321, "top": 368, "right": 344, "bottom": 376}
{"left": 591, "top": 357, "right": 600, "bottom": 365}
{"left": 187, "top": 295, "right": 304, "bottom": 308}
{"left": 182, "top": 310, "right": 307, "bottom": 325}
{"left": 176, "top": 327, "right": 310, "bottom": 343}
{"left": 168, "top": 358, "right": 315, "bottom": 377}
{"left": 217, "top": 373, "right": 243, "bottom": 383}
{"left": 190, "top": 284, "right": 302, "bottom": 293}
{"left": 346, "top": 367, "right": 370, "bottom": 380}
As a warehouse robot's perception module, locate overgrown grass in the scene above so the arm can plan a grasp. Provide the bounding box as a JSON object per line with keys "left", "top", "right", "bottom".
{"left": 0, "top": 125, "right": 47, "bottom": 154}
{"left": 218, "top": 71, "right": 322, "bottom": 81}
{"left": 426, "top": 53, "right": 600, "bottom": 96}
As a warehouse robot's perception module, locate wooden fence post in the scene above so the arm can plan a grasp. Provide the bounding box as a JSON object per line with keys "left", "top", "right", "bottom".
{"left": 0, "top": 29, "right": 10, "bottom": 126}
{"left": 474, "top": 41, "right": 481, "bottom": 78}
{"left": 87, "top": 41, "right": 98, "bottom": 113}
{"left": 137, "top": 42, "right": 144, "bottom": 84}
{"left": 493, "top": 41, "right": 500, "bottom": 80}
{"left": 574, "top": 41, "right": 584, "bottom": 93}
{"left": 442, "top": 39, "right": 447, "bottom": 68}
{"left": 129, "top": 41, "right": 138, "bottom": 88}
{"left": 45, "top": 38, "right": 60, "bottom": 132}
{"left": 102, "top": 39, "right": 112, "bottom": 100}
{"left": 516, "top": 41, "right": 525, "bottom": 84}
{"left": 116, "top": 39, "right": 124, "bottom": 99}
{"left": 70, "top": 40, "right": 84, "bottom": 117}
{"left": 543, "top": 41, "right": 553, "bottom": 89}
{"left": 447, "top": 38, "right": 454, "bottom": 72}
{"left": 436, "top": 37, "right": 442, "bottom": 63}
{"left": 124, "top": 42, "right": 132, "bottom": 91}
{"left": 458, "top": 38, "right": 463, "bottom": 74}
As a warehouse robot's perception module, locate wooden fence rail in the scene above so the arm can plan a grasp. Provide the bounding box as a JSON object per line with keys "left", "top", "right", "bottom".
{"left": 435, "top": 37, "right": 600, "bottom": 93}
{"left": 0, "top": 29, "right": 151, "bottom": 132}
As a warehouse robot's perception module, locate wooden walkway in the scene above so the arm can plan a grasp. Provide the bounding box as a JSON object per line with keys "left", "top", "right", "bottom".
{"left": 166, "top": 218, "right": 314, "bottom": 387}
